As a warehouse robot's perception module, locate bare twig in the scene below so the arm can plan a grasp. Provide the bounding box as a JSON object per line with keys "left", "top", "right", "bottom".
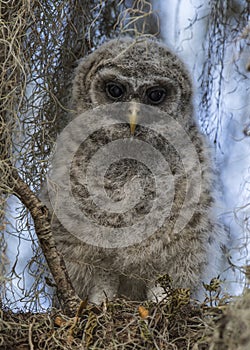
{"left": 9, "top": 167, "right": 81, "bottom": 316}
{"left": 28, "top": 318, "right": 35, "bottom": 350}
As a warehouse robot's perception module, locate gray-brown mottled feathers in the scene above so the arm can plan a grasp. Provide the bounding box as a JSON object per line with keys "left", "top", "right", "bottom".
{"left": 72, "top": 38, "right": 193, "bottom": 127}
{"left": 42, "top": 37, "right": 228, "bottom": 304}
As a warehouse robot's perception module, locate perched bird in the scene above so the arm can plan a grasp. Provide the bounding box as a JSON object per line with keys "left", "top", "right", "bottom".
{"left": 42, "top": 37, "right": 227, "bottom": 304}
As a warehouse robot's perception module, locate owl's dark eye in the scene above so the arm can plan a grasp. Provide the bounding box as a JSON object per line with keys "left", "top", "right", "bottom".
{"left": 106, "top": 82, "right": 125, "bottom": 100}
{"left": 146, "top": 87, "right": 166, "bottom": 104}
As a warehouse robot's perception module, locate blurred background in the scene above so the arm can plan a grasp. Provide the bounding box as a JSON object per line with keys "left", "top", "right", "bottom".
{"left": 0, "top": 0, "right": 249, "bottom": 312}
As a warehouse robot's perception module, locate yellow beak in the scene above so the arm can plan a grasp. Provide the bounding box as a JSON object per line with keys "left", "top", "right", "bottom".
{"left": 128, "top": 103, "right": 139, "bottom": 135}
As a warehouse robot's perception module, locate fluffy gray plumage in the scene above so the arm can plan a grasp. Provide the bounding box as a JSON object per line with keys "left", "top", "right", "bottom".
{"left": 42, "top": 37, "right": 227, "bottom": 304}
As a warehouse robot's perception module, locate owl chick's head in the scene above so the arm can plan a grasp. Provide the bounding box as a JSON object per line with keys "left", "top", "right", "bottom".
{"left": 72, "top": 37, "right": 193, "bottom": 125}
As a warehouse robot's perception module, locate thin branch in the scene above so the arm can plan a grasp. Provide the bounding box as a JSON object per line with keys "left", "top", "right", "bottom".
{"left": 9, "top": 166, "right": 81, "bottom": 317}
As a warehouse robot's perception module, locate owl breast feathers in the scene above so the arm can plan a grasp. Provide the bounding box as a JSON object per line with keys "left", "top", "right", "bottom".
{"left": 42, "top": 37, "right": 228, "bottom": 304}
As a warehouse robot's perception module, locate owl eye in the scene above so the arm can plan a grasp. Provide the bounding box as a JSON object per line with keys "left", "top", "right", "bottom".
{"left": 106, "top": 82, "right": 125, "bottom": 100}
{"left": 146, "top": 87, "right": 166, "bottom": 104}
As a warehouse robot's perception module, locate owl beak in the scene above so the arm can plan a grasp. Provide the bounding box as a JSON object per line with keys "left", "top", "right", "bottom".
{"left": 128, "top": 103, "right": 139, "bottom": 135}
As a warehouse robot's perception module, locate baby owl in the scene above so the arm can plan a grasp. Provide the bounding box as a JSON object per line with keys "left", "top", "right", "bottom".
{"left": 42, "top": 37, "right": 227, "bottom": 304}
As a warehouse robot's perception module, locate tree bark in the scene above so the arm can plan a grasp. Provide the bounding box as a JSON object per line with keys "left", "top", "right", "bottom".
{"left": 9, "top": 167, "right": 81, "bottom": 317}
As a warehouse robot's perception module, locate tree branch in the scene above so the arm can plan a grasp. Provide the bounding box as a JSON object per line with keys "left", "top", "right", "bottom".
{"left": 10, "top": 167, "right": 81, "bottom": 317}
